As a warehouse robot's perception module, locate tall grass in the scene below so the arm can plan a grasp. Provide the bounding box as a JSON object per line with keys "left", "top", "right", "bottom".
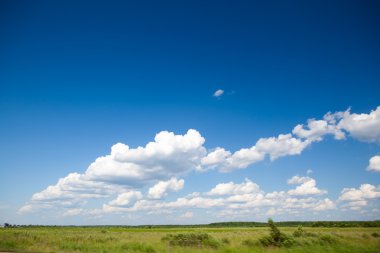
{"left": 0, "top": 226, "right": 379, "bottom": 252}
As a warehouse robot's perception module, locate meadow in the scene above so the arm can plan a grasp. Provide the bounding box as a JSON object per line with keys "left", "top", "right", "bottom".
{"left": 1, "top": 224, "right": 380, "bottom": 253}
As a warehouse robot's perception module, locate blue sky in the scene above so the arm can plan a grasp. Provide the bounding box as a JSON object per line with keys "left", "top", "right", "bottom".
{"left": 1, "top": 0, "right": 380, "bottom": 225}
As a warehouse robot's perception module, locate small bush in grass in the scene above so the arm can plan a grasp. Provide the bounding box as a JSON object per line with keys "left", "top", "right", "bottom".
{"left": 221, "top": 237, "right": 230, "bottom": 244}
{"left": 293, "top": 226, "right": 305, "bottom": 237}
{"left": 258, "top": 218, "right": 295, "bottom": 247}
{"left": 317, "top": 234, "right": 338, "bottom": 245}
{"left": 242, "top": 239, "right": 257, "bottom": 247}
{"left": 371, "top": 232, "right": 380, "bottom": 238}
{"left": 162, "top": 233, "right": 220, "bottom": 248}
{"left": 293, "top": 226, "right": 317, "bottom": 237}
{"left": 121, "top": 242, "right": 155, "bottom": 253}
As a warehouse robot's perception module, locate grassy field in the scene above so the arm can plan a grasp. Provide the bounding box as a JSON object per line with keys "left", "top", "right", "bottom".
{"left": 1, "top": 226, "right": 380, "bottom": 253}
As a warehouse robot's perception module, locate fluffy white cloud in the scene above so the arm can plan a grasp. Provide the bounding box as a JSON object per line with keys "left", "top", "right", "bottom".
{"left": 201, "top": 148, "right": 231, "bottom": 170}
{"left": 63, "top": 208, "right": 85, "bottom": 217}
{"left": 108, "top": 191, "right": 143, "bottom": 207}
{"left": 255, "top": 134, "right": 311, "bottom": 160}
{"left": 367, "top": 155, "right": 380, "bottom": 172}
{"left": 213, "top": 89, "right": 224, "bottom": 97}
{"left": 86, "top": 129, "right": 206, "bottom": 185}
{"left": 180, "top": 211, "right": 194, "bottom": 219}
{"left": 147, "top": 178, "right": 184, "bottom": 199}
{"left": 207, "top": 178, "right": 260, "bottom": 196}
{"left": 287, "top": 176, "right": 327, "bottom": 196}
{"left": 292, "top": 119, "right": 345, "bottom": 141}
{"left": 339, "top": 184, "right": 380, "bottom": 202}
{"left": 336, "top": 106, "right": 380, "bottom": 143}
{"left": 338, "top": 184, "right": 380, "bottom": 211}
{"left": 221, "top": 147, "right": 265, "bottom": 172}
{"left": 19, "top": 106, "right": 380, "bottom": 216}
{"left": 313, "top": 198, "right": 336, "bottom": 211}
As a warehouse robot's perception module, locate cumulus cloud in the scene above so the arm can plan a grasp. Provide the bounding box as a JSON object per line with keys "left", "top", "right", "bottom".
{"left": 213, "top": 89, "right": 224, "bottom": 97}
{"left": 180, "top": 211, "right": 194, "bottom": 219}
{"left": 201, "top": 148, "right": 231, "bottom": 170}
{"left": 313, "top": 198, "right": 336, "bottom": 211}
{"left": 95, "top": 176, "right": 336, "bottom": 219}
{"left": 207, "top": 178, "right": 260, "bottom": 196}
{"left": 19, "top": 106, "right": 380, "bottom": 216}
{"left": 87, "top": 129, "right": 206, "bottom": 185}
{"left": 339, "top": 184, "right": 380, "bottom": 202}
{"left": 147, "top": 178, "right": 184, "bottom": 199}
{"left": 367, "top": 155, "right": 380, "bottom": 172}
{"left": 108, "top": 191, "right": 143, "bottom": 207}
{"left": 256, "top": 134, "right": 311, "bottom": 160}
{"left": 220, "top": 147, "right": 265, "bottom": 172}
{"left": 287, "top": 176, "right": 327, "bottom": 196}
{"left": 338, "top": 184, "right": 380, "bottom": 211}
{"left": 292, "top": 119, "right": 345, "bottom": 141}
{"left": 334, "top": 106, "right": 380, "bottom": 143}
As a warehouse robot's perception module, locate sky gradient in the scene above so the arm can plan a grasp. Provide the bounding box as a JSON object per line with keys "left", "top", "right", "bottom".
{"left": 1, "top": 0, "right": 380, "bottom": 225}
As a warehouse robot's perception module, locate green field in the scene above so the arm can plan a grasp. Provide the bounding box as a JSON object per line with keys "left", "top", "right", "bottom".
{"left": 1, "top": 225, "right": 380, "bottom": 253}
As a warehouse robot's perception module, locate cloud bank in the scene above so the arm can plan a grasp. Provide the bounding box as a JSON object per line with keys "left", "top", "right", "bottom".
{"left": 19, "top": 106, "right": 380, "bottom": 220}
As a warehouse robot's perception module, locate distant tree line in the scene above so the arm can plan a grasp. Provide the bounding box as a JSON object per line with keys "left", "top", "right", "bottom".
{"left": 2, "top": 220, "right": 380, "bottom": 228}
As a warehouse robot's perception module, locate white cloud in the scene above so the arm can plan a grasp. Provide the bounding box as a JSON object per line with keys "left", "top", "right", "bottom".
{"left": 180, "top": 211, "right": 194, "bottom": 219}
{"left": 207, "top": 178, "right": 260, "bottom": 196}
{"left": 287, "top": 176, "right": 327, "bottom": 196}
{"left": 86, "top": 129, "right": 206, "bottom": 185}
{"left": 313, "top": 198, "right": 336, "bottom": 211}
{"left": 19, "top": 106, "right": 380, "bottom": 217}
{"left": 213, "top": 89, "right": 224, "bottom": 97}
{"left": 108, "top": 191, "right": 143, "bottom": 207}
{"left": 147, "top": 178, "right": 184, "bottom": 199}
{"left": 287, "top": 175, "right": 311, "bottom": 185}
{"left": 221, "top": 147, "right": 265, "bottom": 172}
{"left": 63, "top": 208, "right": 84, "bottom": 217}
{"left": 292, "top": 119, "right": 345, "bottom": 141}
{"left": 336, "top": 106, "right": 380, "bottom": 143}
{"left": 266, "top": 208, "right": 277, "bottom": 216}
{"left": 255, "top": 134, "right": 311, "bottom": 160}
{"left": 339, "top": 184, "right": 380, "bottom": 202}
{"left": 367, "top": 155, "right": 380, "bottom": 172}
{"left": 201, "top": 148, "right": 231, "bottom": 170}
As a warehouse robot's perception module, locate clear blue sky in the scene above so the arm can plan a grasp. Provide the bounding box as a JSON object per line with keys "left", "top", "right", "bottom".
{"left": 1, "top": 0, "right": 379, "bottom": 225}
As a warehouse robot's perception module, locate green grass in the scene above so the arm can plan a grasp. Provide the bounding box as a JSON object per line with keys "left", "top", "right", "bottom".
{"left": 1, "top": 226, "right": 380, "bottom": 252}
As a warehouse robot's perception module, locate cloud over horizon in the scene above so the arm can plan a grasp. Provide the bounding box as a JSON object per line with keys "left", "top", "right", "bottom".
{"left": 19, "top": 106, "right": 380, "bottom": 221}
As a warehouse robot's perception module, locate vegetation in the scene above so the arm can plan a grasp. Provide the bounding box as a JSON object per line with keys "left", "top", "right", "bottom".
{"left": 258, "top": 218, "right": 295, "bottom": 247}
{"left": 162, "top": 233, "right": 220, "bottom": 248}
{"left": 1, "top": 224, "right": 380, "bottom": 252}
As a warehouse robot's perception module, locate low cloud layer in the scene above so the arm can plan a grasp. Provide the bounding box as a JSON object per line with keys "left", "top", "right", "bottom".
{"left": 19, "top": 106, "right": 380, "bottom": 220}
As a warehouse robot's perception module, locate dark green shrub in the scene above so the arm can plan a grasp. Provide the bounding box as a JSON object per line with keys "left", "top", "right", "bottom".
{"left": 317, "top": 234, "right": 337, "bottom": 245}
{"left": 371, "top": 232, "right": 380, "bottom": 238}
{"left": 258, "top": 219, "right": 294, "bottom": 247}
{"left": 221, "top": 237, "right": 230, "bottom": 244}
{"left": 242, "top": 239, "right": 256, "bottom": 247}
{"left": 121, "top": 242, "right": 155, "bottom": 253}
{"left": 162, "top": 233, "right": 220, "bottom": 248}
{"left": 293, "top": 226, "right": 305, "bottom": 237}
{"left": 293, "top": 226, "right": 316, "bottom": 237}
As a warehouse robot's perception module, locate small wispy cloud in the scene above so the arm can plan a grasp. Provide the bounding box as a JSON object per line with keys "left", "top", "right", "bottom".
{"left": 213, "top": 89, "right": 224, "bottom": 97}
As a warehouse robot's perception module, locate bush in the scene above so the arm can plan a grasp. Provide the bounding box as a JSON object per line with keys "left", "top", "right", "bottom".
{"left": 162, "top": 233, "right": 220, "bottom": 248}
{"left": 258, "top": 219, "right": 294, "bottom": 247}
{"left": 371, "top": 232, "right": 380, "bottom": 238}
{"left": 242, "top": 239, "right": 256, "bottom": 247}
{"left": 221, "top": 237, "right": 230, "bottom": 244}
{"left": 317, "top": 234, "right": 338, "bottom": 245}
{"left": 121, "top": 242, "right": 155, "bottom": 253}
{"left": 293, "top": 226, "right": 316, "bottom": 237}
{"left": 293, "top": 226, "right": 305, "bottom": 237}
